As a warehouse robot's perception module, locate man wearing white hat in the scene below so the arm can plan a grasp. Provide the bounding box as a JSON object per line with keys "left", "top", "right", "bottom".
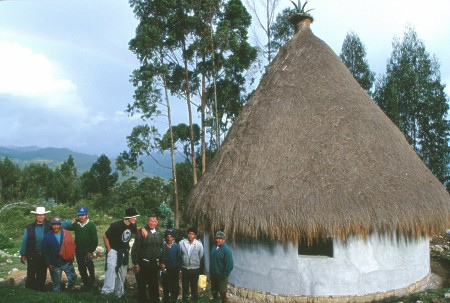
{"left": 20, "top": 206, "right": 52, "bottom": 291}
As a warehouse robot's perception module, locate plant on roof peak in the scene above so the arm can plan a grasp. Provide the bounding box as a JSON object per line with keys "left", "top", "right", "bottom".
{"left": 290, "top": 0, "right": 314, "bottom": 23}
{"left": 291, "top": 0, "right": 313, "bottom": 14}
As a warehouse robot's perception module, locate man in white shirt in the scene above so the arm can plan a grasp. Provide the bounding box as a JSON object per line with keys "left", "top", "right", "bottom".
{"left": 179, "top": 227, "right": 203, "bottom": 302}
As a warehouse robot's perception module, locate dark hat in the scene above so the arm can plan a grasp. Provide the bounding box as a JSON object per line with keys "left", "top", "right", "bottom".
{"left": 164, "top": 229, "right": 175, "bottom": 237}
{"left": 187, "top": 227, "right": 197, "bottom": 235}
{"left": 124, "top": 207, "right": 140, "bottom": 219}
{"left": 50, "top": 217, "right": 62, "bottom": 224}
{"left": 77, "top": 207, "right": 88, "bottom": 215}
{"left": 214, "top": 231, "right": 226, "bottom": 239}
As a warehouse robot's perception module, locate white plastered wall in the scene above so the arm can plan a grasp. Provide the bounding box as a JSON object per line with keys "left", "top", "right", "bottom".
{"left": 227, "top": 234, "right": 429, "bottom": 296}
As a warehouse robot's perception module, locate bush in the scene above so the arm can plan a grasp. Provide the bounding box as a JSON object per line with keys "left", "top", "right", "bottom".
{"left": 0, "top": 233, "right": 14, "bottom": 249}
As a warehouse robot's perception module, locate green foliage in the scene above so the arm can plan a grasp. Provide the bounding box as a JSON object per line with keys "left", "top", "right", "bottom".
{"left": 81, "top": 154, "right": 118, "bottom": 197}
{"left": 0, "top": 233, "right": 13, "bottom": 249}
{"left": 340, "top": 31, "right": 375, "bottom": 94}
{"left": 0, "top": 157, "right": 22, "bottom": 202}
{"left": 271, "top": 8, "right": 296, "bottom": 56}
{"left": 374, "top": 27, "right": 449, "bottom": 184}
{"left": 106, "top": 176, "right": 172, "bottom": 219}
{"left": 116, "top": 125, "right": 161, "bottom": 175}
{"left": 159, "top": 123, "right": 201, "bottom": 162}
{"left": 21, "top": 163, "right": 54, "bottom": 200}
{"left": 175, "top": 161, "right": 197, "bottom": 217}
{"left": 52, "top": 155, "right": 81, "bottom": 204}
{"left": 0, "top": 202, "right": 33, "bottom": 239}
{"left": 158, "top": 201, "right": 174, "bottom": 229}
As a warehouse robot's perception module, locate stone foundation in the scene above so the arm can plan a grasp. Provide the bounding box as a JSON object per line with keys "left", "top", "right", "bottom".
{"left": 228, "top": 272, "right": 430, "bottom": 303}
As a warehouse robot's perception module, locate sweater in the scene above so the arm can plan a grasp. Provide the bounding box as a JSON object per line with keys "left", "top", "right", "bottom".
{"left": 66, "top": 219, "right": 98, "bottom": 252}
{"left": 210, "top": 243, "right": 233, "bottom": 277}
{"left": 179, "top": 238, "right": 204, "bottom": 269}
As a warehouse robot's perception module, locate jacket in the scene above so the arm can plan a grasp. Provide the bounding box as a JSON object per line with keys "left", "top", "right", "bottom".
{"left": 42, "top": 230, "right": 70, "bottom": 267}
{"left": 179, "top": 238, "right": 204, "bottom": 269}
{"left": 131, "top": 226, "right": 165, "bottom": 266}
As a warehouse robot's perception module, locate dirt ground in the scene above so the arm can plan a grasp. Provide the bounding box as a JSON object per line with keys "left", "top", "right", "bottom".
{"left": 429, "top": 230, "right": 450, "bottom": 288}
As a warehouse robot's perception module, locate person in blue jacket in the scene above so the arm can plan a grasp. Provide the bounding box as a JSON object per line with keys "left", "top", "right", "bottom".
{"left": 210, "top": 231, "right": 233, "bottom": 303}
{"left": 20, "top": 206, "right": 52, "bottom": 291}
{"left": 162, "top": 229, "right": 181, "bottom": 303}
{"left": 42, "top": 216, "right": 77, "bottom": 292}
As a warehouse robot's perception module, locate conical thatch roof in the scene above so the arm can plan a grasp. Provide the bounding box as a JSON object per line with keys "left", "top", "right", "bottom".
{"left": 185, "top": 22, "right": 450, "bottom": 244}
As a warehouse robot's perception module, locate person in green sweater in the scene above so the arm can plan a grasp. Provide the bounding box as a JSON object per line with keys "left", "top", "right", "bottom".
{"left": 65, "top": 207, "right": 98, "bottom": 289}
{"left": 210, "top": 231, "right": 234, "bottom": 303}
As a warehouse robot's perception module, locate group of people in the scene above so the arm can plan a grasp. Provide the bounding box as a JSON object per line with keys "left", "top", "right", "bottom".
{"left": 20, "top": 206, "right": 234, "bottom": 303}
{"left": 20, "top": 206, "right": 97, "bottom": 293}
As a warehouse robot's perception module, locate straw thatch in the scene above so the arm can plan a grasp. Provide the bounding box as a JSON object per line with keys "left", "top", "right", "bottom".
{"left": 185, "top": 22, "right": 450, "bottom": 244}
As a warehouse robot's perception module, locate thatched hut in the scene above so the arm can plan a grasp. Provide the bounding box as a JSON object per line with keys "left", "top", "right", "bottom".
{"left": 185, "top": 17, "right": 450, "bottom": 301}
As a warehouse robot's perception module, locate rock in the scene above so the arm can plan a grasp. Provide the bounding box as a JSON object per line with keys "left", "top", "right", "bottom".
{"left": 96, "top": 246, "right": 105, "bottom": 254}
{"left": 445, "top": 293, "right": 450, "bottom": 299}
{"left": 6, "top": 259, "right": 13, "bottom": 263}
{"left": 6, "top": 271, "right": 26, "bottom": 286}
{"left": 431, "top": 245, "right": 444, "bottom": 253}
{"left": 0, "top": 278, "right": 4, "bottom": 283}
{"left": 446, "top": 229, "right": 450, "bottom": 235}
{"left": 10, "top": 268, "right": 19, "bottom": 273}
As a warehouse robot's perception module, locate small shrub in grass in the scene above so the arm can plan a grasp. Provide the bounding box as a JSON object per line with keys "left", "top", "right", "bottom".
{"left": 0, "top": 233, "right": 14, "bottom": 249}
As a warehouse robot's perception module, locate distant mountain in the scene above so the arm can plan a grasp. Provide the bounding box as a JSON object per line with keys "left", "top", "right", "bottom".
{"left": 0, "top": 146, "right": 98, "bottom": 172}
{"left": 0, "top": 146, "right": 179, "bottom": 179}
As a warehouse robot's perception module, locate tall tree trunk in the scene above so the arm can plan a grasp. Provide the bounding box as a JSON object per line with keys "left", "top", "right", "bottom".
{"left": 201, "top": 68, "right": 207, "bottom": 175}
{"left": 210, "top": 19, "right": 220, "bottom": 149}
{"left": 183, "top": 43, "right": 198, "bottom": 185}
{"left": 163, "top": 74, "right": 180, "bottom": 228}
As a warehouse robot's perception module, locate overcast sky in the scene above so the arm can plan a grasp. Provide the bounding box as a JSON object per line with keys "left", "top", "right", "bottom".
{"left": 0, "top": 0, "right": 449, "bottom": 157}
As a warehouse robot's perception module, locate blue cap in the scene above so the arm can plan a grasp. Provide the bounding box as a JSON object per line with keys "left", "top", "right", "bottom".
{"left": 77, "top": 207, "right": 88, "bottom": 215}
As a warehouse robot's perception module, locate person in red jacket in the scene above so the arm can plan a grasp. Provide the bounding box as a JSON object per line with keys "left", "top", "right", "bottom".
{"left": 42, "top": 216, "right": 77, "bottom": 292}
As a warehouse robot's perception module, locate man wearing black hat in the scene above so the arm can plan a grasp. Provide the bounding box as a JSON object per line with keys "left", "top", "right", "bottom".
{"left": 101, "top": 207, "right": 140, "bottom": 297}
{"left": 131, "top": 214, "right": 165, "bottom": 303}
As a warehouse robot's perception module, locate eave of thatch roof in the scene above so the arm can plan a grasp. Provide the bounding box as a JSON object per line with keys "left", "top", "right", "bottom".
{"left": 185, "top": 23, "right": 450, "bottom": 244}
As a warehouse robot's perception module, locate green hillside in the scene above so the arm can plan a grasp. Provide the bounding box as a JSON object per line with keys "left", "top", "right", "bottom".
{"left": 0, "top": 146, "right": 178, "bottom": 179}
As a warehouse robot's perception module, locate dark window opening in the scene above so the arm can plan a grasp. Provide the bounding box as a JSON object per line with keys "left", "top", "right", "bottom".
{"left": 298, "top": 237, "right": 333, "bottom": 257}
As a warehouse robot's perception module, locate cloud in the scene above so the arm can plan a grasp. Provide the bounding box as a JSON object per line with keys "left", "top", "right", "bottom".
{"left": 0, "top": 41, "right": 87, "bottom": 116}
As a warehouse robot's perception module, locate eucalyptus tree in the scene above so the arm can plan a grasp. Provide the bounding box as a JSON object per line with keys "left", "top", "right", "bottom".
{"left": 124, "top": 0, "right": 182, "bottom": 226}
{"left": 203, "top": 0, "right": 257, "bottom": 143}
{"left": 270, "top": 7, "right": 295, "bottom": 56}
{"left": 374, "top": 27, "right": 449, "bottom": 184}
{"left": 340, "top": 31, "right": 375, "bottom": 94}
{"left": 245, "top": 0, "right": 280, "bottom": 66}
